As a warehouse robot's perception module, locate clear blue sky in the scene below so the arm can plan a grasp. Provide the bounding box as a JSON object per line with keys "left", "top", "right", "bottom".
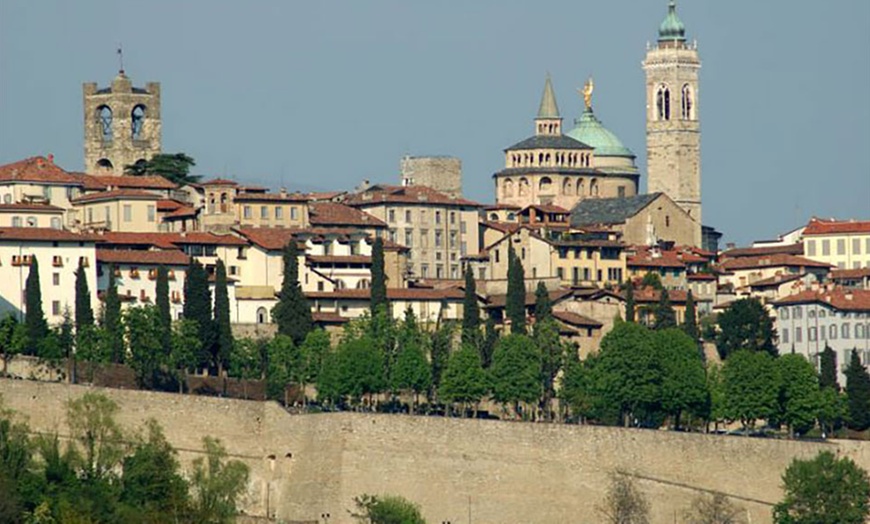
{"left": 1, "top": 1, "right": 868, "bottom": 246}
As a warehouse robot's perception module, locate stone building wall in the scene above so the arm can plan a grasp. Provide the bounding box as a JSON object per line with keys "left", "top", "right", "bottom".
{"left": 400, "top": 156, "right": 462, "bottom": 198}
{"left": 3, "top": 379, "right": 869, "bottom": 524}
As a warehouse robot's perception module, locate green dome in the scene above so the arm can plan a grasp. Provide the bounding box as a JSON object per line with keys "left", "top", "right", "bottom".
{"left": 658, "top": 1, "right": 686, "bottom": 42}
{"left": 566, "top": 109, "right": 635, "bottom": 158}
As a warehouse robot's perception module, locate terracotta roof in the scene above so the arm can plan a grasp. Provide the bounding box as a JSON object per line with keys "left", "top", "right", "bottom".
{"left": 345, "top": 184, "right": 481, "bottom": 208}
{"left": 164, "top": 206, "right": 197, "bottom": 219}
{"left": 309, "top": 202, "right": 385, "bottom": 227}
{"left": 483, "top": 204, "right": 522, "bottom": 211}
{"left": 831, "top": 268, "right": 870, "bottom": 280}
{"left": 307, "top": 255, "right": 371, "bottom": 265}
{"left": 486, "top": 288, "right": 574, "bottom": 308}
{"left": 234, "top": 192, "right": 308, "bottom": 203}
{"left": 234, "top": 227, "right": 298, "bottom": 251}
{"left": 803, "top": 218, "right": 870, "bottom": 236}
{"left": 552, "top": 310, "right": 603, "bottom": 328}
{"left": 71, "top": 189, "right": 161, "bottom": 204}
{"left": 633, "top": 286, "right": 690, "bottom": 304}
{"left": 719, "top": 254, "right": 831, "bottom": 271}
{"left": 627, "top": 253, "right": 685, "bottom": 269}
{"left": 721, "top": 243, "right": 803, "bottom": 259}
{"left": 156, "top": 199, "right": 184, "bottom": 212}
{"left": 312, "top": 311, "right": 350, "bottom": 324}
{"left": 305, "top": 288, "right": 465, "bottom": 300}
{"left": 0, "top": 156, "right": 83, "bottom": 185}
{"left": 381, "top": 238, "right": 410, "bottom": 252}
{"left": 94, "top": 231, "right": 246, "bottom": 249}
{"left": 748, "top": 272, "right": 806, "bottom": 289}
{"left": 304, "top": 191, "right": 346, "bottom": 201}
{"left": 774, "top": 288, "right": 870, "bottom": 312}
{"left": 522, "top": 204, "right": 570, "bottom": 214}
{"left": 0, "top": 227, "right": 95, "bottom": 242}
{"left": 77, "top": 175, "right": 177, "bottom": 191}
{"left": 0, "top": 203, "right": 64, "bottom": 212}
{"left": 200, "top": 178, "right": 238, "bottom": 186}
{"left": 96, "top": 248, "right": 189, "bottom": 266}
{"left": 687, "top": 273, "right": 718, "bottom": 281}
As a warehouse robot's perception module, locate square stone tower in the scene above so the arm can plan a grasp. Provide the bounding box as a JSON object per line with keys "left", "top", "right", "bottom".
{"left": 400, "top": 155, "right": 463, "bottom": 198}
{"left": 643, "top": 1, "right": 701, "bottom": 225}
{"left": 83, "top": 71, "right": 161, "bottom": 176}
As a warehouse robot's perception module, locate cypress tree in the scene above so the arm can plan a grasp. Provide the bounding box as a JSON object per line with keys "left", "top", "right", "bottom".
{"left": 370, "top": 236, "right": 388, "bottom": 315}
{"left": 480, "top": 316, "right": 498, "bottom": 369}
{"left": 155, "top": 265, "right": 171, "bottom": 355}
{"left": 74, "top": 260, "right": 94, "bottom": 332}
{"left": 183, "top": 258, "right": 213, "bottom": 369}
{"left": 625, "top": 283, "right": 636, "bottom": 323}
{"left": 844, "top": 349, "right": 870, "bottom": 431}
{"left": 272, "top": 240, "right": 312, "bottom": 345}
{"left": 24, "top": 256, "right": 48, "bottom": 355}
{"left": 102, "top": 264, "right": 124, "bottom": 363}
{"left": 653, "top": 288, "right": 677, "bottom": 330}
{"left": 213, "top": 259, "right": 233, "bottom": 376}
{"left": 506, "top": 245, "right": 526, "bottom": 335}
{"left": 534, "top": 281, "right": 552, "bottom": 322}
{"left": 682, "top": 289, "right": 699, "bottom": 340}
{"left": 461, "top": 265, "right": 480, "bottom": 348}
{"left": 819, "top": 345, "right": 839, "bottom": 391}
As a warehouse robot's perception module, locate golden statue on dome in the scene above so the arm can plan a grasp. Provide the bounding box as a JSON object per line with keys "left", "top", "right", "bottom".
{"left": 578, "top": 76, "right": 594, "bottom": 110}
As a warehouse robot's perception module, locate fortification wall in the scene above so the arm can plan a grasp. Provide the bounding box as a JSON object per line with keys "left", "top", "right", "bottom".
{"left": 2, "top": 379, "right": 868, "bottom": 524}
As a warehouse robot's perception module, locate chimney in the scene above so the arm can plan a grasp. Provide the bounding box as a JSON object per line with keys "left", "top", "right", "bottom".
{"left": 36, "top": 158, "right": 44, "bottom": 168}
{"left": 47, "top": 154, "right": 54, "bottom": 164}
{"left": 845, "top": 292, "right": 854, "bottom": 301}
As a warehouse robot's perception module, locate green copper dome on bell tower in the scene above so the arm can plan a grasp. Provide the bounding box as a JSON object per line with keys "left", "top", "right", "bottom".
{"left": 658, "top": 1, "right": 686, "bottom": 42}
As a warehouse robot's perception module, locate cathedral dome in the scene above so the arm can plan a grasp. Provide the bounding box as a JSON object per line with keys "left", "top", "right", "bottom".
{"left": 658, "top": 1, "right": 686, "bottom": 42}
{"left": 566, "top": 109, "right": 635, "bottom": 159}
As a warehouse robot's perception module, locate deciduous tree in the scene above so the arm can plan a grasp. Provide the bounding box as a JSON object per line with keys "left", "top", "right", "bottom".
{"left": 596, "top": 471, "right": 650, "bottom": 524}
{"left": 683, "top": 493, "right": 745, "bottom": 524}
{"left": 777, "top": 354, "right": 821, "bottom": 437}
{"left": 125, "top": 306, "right": 165, "bottom": 389}
{"left": 439, "top": 345, "right": 487, "bottom": 416}
{"left": 102, "top": 264, "right": 125, "bottom": 363}
{"left": 723, "top": 350, "right": 780, "bottom": 429}
{"left": 189, "top": 437, "right": 250, "bottom": 524}
{"left": 350, "top": 494, "right": 427, "bottom": 524}
{"left": 656, "top": 328, "right": 708, "bottom": 429}
{"left": 716, "top": 298, "right": 776, "bottom": 358}
{"left": 490, "top": 334, "right": 541, "bottom": 417}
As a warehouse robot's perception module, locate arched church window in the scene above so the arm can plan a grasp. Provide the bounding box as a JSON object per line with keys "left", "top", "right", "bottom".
{"left": 257, "top": 307, "right": 268, "bottom": 324}
{"left": 576, "top": 178, "right": 585, "bottom": 196}
{"left": 220, "top": 192, "right": 228, "bottom": 213}
{"left": 357, "top": 279, "right": 371, "bottom": 289}
{"left": 681, "top": 84, "right": 693, "bottom": 120}
{"left": 562, "top": 178, "right": 572, "bottom": 195}
{"left": 503, "top": 178, "right": 514, "bottom": 198}
{"left": 518, "top": 178, "right": 529, "bottom": 196}
{"left": 96, "top": 158, "right": 114, "bottom": 174}
{"left": 656, "top": 85, "right": 671, "bottom": 121}
{"left": 131, "top": 105, "right": 146, "bottom": 140}
{"left": 489, "top": 213, "right": 499, "bottom": 221}
{"left": 97, "top": 105, "right": 113, "bottom": 141}
{"left": 539, "top": 177, "right": 553, "bottom": 194}
{"left": 590, "top": 178, "right": 599, "bottom": 196}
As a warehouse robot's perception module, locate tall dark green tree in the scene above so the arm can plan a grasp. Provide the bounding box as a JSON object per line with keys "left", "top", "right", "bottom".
{"left": 183, "top": 258, "right": 213, "bottom": 369}
{"left": 125, "top": 306, "right": 165, "bottom": 389}
{"left": 716, "top": 297, "right": 777, "bottom": 358}
{"left": 534, "top": 281, "right": 552, "bottom": 321}
{"left": 428, "top": 324, "right": 452, "bottom": 398}
{"left": 682, "top": 290, "right": 698, "bottom": 340}
{"left": 24, "top": 256, "right": 48, "bottom": 356}
{"left": 213, "top": 260, "right": 233, "bottom": 376}
{"left": 844, "top": 349, "right": 870, "bottom": 431}
{"left": 461, "top": 266, "right": 481, "bottom": 348}
{"left": 155, "top": 265, "right": 172, "bottom": 356}
{"left": 480, "top": 316, "right": 498, "bottom": 369}
{"left": 819, "top": 345, "right": 839, "bottom": 391}
{"left": 272, "top": 240, "right": 313, "bottom": 346}
{"left": 74, "top": 260, "right": 94, "bottom": 333}
{"left": 624, "top": 283, "right": 636, "bottom": 323}
{"left": 506, "top": 245, "right": 526, "bottom": 335}
{"left": 653, "top": 289, "right": 677, "bottom": 330}
{"left": 124, "top": 152, "right": 199, "bottom": 185}
{"left": 370, "top": 236, "right": 388, "bottom": 315}
{"left": 103, "top": 264, "right": 125, "bottom": 363}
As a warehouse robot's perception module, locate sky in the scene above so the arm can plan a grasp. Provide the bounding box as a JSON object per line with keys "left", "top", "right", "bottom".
{"left": 1, "top": 1, "right": 868, "bottom": 246}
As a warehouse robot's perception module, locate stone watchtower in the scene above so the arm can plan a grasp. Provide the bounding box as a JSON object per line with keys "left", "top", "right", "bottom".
{"left": 400, "top": 156, "right": 463, "bottom": 198}
{"left": 83, "top": 71, "right": 161, "bottom": 176}
{"left": 643, "top": 1, "right": 702, "bottom": 224}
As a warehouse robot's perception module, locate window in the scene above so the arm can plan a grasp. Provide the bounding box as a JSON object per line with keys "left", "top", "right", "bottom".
{"left": 451, "top": 265, "right": 458, "bottom": 279}
{"left": 842, "top": 323, "right": 851, "bottom": 339}
{"left": 450, "top": 212, "right": 456, "bottom": 225}
{"left": 837, "top": 239, "right": 846, "bottom": 256}
{"left": 389, "top": 229, "right": 397, "bottom": 243}
{"left": 436, "top": 265, "right": 444, "bottom": 279}
{"left": 123, "top": 204, "right": 132, "bottom": 222}
{"left": 808, "top": 327, "right": 817, "bottom": 341}
{"left": 794, "top": 307, "right": 802, "bottom": 319}
{"left": 421, "top": 264, "right": 429, "bottom": 278}
{"left": 806, "top": 240, "right": 816, "bottom": 257}
{"left": 52, "top": 255, "right": 63, "bottom": 267}
{"left": 147, "top": 205, "right": 155, "bottom": 222}
{"left": 405, "top": 210, "right": 411, "bottom": 223}
{"left": 819, "top": 309, "right": 827, "bottom": 318}
{"left": 656, "top": 84, "right": 671, "bottom": 121}
{"left": 243, "top": 206, "right": 252, "bottom": 219}
{"left": 53, "top": 273, "right": 60, "bottom": 286}
{"left": 420, "top": 229, "right": 429, "bottom": 248}
{"left": 857, "top": 323, "right": 866, "bottom": 339}
{"left": 822, "top": 239, "right": 830, "bottom": 256}
{"left": 97, "top": 105, "right": 113, "bottom": 141}
{"left": 829, "top": 324, "right": 838, "bottom": 340}
{"left": 229, "top": 266, "right": 240, "bottom": 276}
{"left": 388, "top": 209, "right": 396, "bottom": 223}
{"left": 460, "top": 221, "right": 467, "bottom": 234}
{"left": 26, "top": 217, "right": 37, "bottom": 227}
{"left": 275, "top": 206, "right": 283, "bottom": 220}
{"left": 795, "top": 327, "right": 802, "bottom": 343}
{"left": 681, "top": 84, "right": 693, "bottom": 120}
{"left": 290, "top": 207, "right": 299, "bottom": 220}
{"left": 11, "top": 216, "right": 21, "bottom": 227}
{"left": 782, "top": 328, "right": 789, "bottom": 344}
{"left": 50, "top": 217, "right": 61, "bottom": 229}
{"left": 404, "top": 229, "right": 413, "bottom": 247}
{"left": 435, "top": 231, "right": 442, "bottom": 248}
{"left": 420, "top": 210, "right": 427, "bottom": 223}
{"left": 854, "top": 238, "right": 862, "bottom": 255}
{"left": 260, "top": 206, "right": 268, "bottom": 219}
{"left": 494, "top": 249, "right": 500, "bottom": 264}
{"left": 435, "top": 211, "right": 442, "bottom": 224}
{"left": 52, "top": 301, "right": 60, "bottom": 316}
{"left": 449, "top": 232, "right": 457, "bottom": 249}
{"left": 257, "top": 307, "right": 268, "bottom": 324}
{"left": 557, "top": 267, "right": 564, "bottom": 280}
{"left": 618, "top": 186, "right": 626, "bottom": 198}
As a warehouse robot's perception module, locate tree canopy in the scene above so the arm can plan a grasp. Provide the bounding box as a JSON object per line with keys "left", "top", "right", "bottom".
{"left": 272, "top": 240, "right": 312, "bottom": 346}
{"left": 124, "top": 153, "right": 199, "bottom": 185}
{"left": 716, "top": 298, "right": 777, "bottom": 358}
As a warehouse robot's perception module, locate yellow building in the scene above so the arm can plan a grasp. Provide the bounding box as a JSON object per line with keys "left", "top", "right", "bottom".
{"left": 802, "top": 218, "right": 870, "bottom": 269}
{"left": 71, "top": 189, "right": 161, "bottom": 232}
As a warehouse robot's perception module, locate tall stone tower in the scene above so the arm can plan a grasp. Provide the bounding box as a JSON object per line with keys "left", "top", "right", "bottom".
{"left": 83, "top": 71, "right": 161, "bottom": 176}
{"left": 643, "top": 1, "right": 701, "bottom": 224}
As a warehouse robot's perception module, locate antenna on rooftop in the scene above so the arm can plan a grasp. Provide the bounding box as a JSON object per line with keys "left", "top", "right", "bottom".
{"left": 117, "top": 44, "right": 125, "bottom": 74}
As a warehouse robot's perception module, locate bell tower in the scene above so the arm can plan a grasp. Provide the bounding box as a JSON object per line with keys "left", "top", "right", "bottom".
{"left": 643, "top": 1, "right": 701, "bottom": 225}
{"left": 83, "top": 69, "right": 161, "bottom": 176}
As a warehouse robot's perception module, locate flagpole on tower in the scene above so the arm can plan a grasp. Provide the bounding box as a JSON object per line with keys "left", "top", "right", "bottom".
{"left": 117, "top": 44, "right": 124, "bottom": 74}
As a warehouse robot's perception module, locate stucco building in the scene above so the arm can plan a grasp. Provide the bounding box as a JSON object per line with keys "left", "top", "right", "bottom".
{"left": 802, "top": 218, "right": 870, "bottom": 270}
